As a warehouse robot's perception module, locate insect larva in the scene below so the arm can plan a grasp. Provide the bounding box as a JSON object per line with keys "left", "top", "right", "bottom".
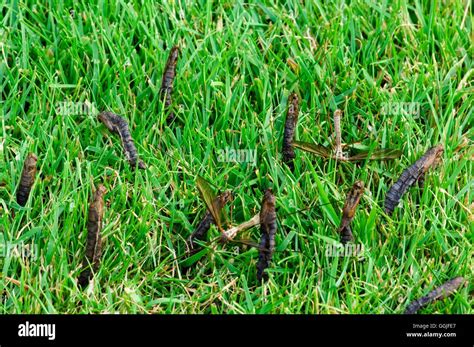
{"left": 338, "top": 180, "right": 364, "bottom": 244}
{"left": 16, "top": 153, "right": 38, "bottom": 206}
{"left": 186, "top": 212, "right": 214, "bottom": 255}
{"left": 160, "top": 45, "right": 179, "bottom": 122}
{"left": 78, "top": 184, "right": 106, "bottom": 289}
{"left": 282, "top": 93, "right": 299, "bottom": 171}
{"left": 385, "top": 144, "right": 444, "bottom": 215}
{"left": 98, "top": 111, "right": 146, "bottom": 170}
{"left": 333, "top": 109, "right": 344, "bottom": 160}
{"left": 186, "top": 191, "right": 232, "bottom": 255}
{"left": 256, "top": 188, "right": 277, "bottom": 282}
{"left": 404, "top": 277, "right": 465, "bottom": 314}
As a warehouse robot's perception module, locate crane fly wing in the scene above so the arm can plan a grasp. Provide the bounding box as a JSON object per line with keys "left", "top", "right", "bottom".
{"left": 294, "top": 141, "right": 402, "bottom": 162}
{"left": 347, "top": 148, "right": 402, "bottom": 161}
{"left": 293, "top": 141, "right": 333, "bottom": 158}
{"left": 196, "top": 176, "right": 220, "bottom": 227}
{"left": 196, "top": 176, "right": 227, "bottom": 230}
{"left": 341, "top": 141, "right": 362, "bottom": 148}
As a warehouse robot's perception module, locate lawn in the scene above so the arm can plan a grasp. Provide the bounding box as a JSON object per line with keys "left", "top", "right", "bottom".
{"left": 0, "top": 0, "right": 472, "bottom": 314}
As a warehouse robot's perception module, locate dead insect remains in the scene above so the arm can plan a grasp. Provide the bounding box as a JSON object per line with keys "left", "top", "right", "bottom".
{"left": 195, "top": 176, "right": 260, "bottom": 244}
{"left": 385, "top": 144, "right": 444, "bottom": 215}
{"left": 98, "top": 111, "right": 146, "bottom": 170}
{"left": 294, "top": 109, "right": 402, "bottom": 162}
{"left": 186, "top": 189, "right": 233, "bottom": 255}
{"left": 184, "top": 176, "right": 270, "bottom": 267}
{"left": 78, "top": 184, "right": 106, "bottom": 289}
{"left": 16, "top": 153, "right": 38, "bottom": 206}
{"left": 282, "top": 93, "right": 300, "bottom": 171}
{"left": 294, "top": 141, "right": 402, "bottom": 162}
{"left": 256, "top": 188, "right": 277, "bottom": 281}
{"left": 160, "top": 45, "right": 179, "bottom": 122}
{"left": 404, "top": 276, "right": 465, "bottom": 314}
{"left": 338, "top": 180, "right": 364, "bottom": 244}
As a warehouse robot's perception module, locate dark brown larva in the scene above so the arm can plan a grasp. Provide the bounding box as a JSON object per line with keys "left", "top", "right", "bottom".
{"left": 385, "top": 144, "right": 444, "bottom": 215}
{"left": 78, "top": 184, "right": 106, "bottom": 289}
{"left": 282, "top": 93, "right": 299, "bottom": 171}
{"left": 338, "top": 180, "right": 364, "bottom": 244}
{"left": 404, "top": 277, "right": 465, "bottom": 314}
{"left": 160, "top": 46, "right": 179, "bottom": 122}
{"left": 16, "top": 153, "right": 38, "bottom": 206}
{"left": 256, "top": 188, "right": 277, "bottom": 281}
{"left": 186, "top": 191, "right": 232, "bottom": 256}
{"left": 98, "top": 111, "right": 146, "bottom": 170}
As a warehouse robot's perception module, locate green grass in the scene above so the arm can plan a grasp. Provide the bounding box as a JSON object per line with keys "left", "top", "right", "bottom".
{"left": 0, "top": 0, "right": 472, "bottom": 314}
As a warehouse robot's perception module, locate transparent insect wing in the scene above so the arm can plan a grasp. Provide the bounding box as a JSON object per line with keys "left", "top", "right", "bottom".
{"left": 293, "top": 141, "right": 333, "bottom": 158}
{"left": 196, "top": 176, "right": 227, "bottom": 230}
{"left": 347, "top": 148, "right": 402, "bottom": 161}
{"left": 217, "top": 191, "right": 232, "bottom": 229}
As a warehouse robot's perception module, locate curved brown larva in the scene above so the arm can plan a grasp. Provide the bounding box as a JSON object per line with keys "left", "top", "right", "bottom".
{"left": 385, "top": 144, "right": 443, "bottom": 215}
{"left": 98, "top": 111, "right": 146, "bottom": 170}
{"left": 16, "top": 153, "right": 38, "bottom": 206}
{"left": 404, "top": 276, "right": 465, "bottom": 314}
{"left": 256, "top": 188, "right": 277, "bottom": 281}
{"left": 338, "top": 180, "right": 364, "bottom": 244}
{"left": 282, "top": 93, "right": 299, "bottom": 171}
{"left": 78, "top": 184, "right": 106, "bottom": 289}
{"left": 160, "top": 46, "right": 179, "bottom": 122}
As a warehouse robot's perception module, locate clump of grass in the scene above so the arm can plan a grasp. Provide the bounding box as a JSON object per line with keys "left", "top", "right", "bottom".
{"left": 0, "top": 1, "right": 472, "bottom": 313}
